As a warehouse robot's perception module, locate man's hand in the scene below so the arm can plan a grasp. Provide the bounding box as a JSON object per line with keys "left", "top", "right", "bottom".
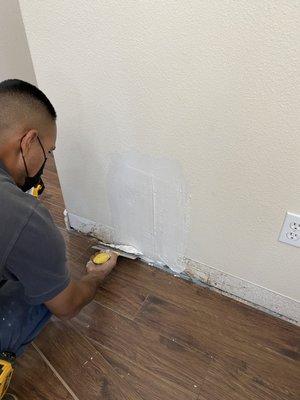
{"left": 45, "top": 252, "right": 119, "bottom": 320}
{"left": 86, "top": 251, "right": 119, "bottom": 281}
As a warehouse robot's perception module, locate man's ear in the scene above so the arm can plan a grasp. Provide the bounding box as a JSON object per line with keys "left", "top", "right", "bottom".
{"left": 20, "top": 129, "right": 38, "bottom": 155}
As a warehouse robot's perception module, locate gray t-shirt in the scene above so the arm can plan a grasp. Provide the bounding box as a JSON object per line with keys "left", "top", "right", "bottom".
{"left": 0, "top": 160, "right": 70, "bottom": 304}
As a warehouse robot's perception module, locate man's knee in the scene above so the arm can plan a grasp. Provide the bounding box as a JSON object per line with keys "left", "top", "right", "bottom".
{"left": 0, "top": 281, "right": 51, "bottom": 356}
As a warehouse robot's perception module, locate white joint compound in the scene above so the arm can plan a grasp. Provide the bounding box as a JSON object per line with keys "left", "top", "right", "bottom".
{"left": 107, "top": 152, "right": 190, "bottom": 272}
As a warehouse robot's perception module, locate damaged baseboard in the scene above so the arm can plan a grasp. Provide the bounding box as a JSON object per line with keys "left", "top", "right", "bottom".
{"left": 184, "top": 259, "right": 299, "bottom": 326}
{"left": 65, "top": 210, "right": 299, "bottom": 326}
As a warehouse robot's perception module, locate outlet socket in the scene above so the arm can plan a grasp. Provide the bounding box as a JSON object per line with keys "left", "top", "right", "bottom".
{"left": 279, "top": 212, "right": 300, "bottom": 248}
{"left": 290, "top": 221, "right": 300, "bottom": 231}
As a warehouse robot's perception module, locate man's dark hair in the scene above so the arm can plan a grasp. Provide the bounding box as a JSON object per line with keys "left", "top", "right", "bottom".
{"left": 0, "top": 79, "right": 56, "bottom": 120}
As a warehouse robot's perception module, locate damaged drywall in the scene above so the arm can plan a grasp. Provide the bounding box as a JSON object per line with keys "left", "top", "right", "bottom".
{"left": 107, "top": 152, "right": 190, "bottom": 272}
{"left": 67, "top": 151, "right": 190, "bottom": 273}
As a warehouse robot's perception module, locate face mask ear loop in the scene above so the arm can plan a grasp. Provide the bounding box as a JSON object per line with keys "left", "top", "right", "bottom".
{"left": 37, "top": 136, "right": 47, "bottom": 161}
{"left": 20, "top": 135, "right": 29, "bottom": 177}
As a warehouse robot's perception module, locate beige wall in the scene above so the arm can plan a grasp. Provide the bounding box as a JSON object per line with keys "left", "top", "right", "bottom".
{"left": 19, "top": 1, "right": 300, "bottom": 306}
{"left": 0, "top": 0, "right": 35, "bottom": 83}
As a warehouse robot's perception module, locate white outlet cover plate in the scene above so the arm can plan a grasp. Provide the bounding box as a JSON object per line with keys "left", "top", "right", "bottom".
{"left": 279, "top": 212, "right": 300, "bottom": 248}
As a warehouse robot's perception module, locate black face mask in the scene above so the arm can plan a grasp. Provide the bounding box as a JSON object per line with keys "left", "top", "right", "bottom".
{"left": 20, "top": 136, "right": 47, "bottom": 195}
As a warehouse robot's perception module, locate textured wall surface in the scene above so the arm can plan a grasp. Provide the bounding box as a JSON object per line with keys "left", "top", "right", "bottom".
{"left": 20, "top": 1, "right": 300, "bottom": 301}
{"left": 0, "top": 0, "right": 35, "bottom": 83}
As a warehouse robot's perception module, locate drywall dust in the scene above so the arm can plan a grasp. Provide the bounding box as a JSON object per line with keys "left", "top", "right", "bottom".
{"left": 107, "top": 151, "right": 190, "bottom": 272}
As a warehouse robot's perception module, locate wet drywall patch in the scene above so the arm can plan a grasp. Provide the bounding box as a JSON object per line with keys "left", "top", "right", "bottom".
{"left": 107, "top": 151, "right": 190, "bottom": 272}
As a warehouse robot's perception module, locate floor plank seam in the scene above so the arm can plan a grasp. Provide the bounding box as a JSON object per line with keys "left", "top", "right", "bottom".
{"left": 114, "top": 271, "right": 219, "bottom": 317}
{"left": 132, "top": 293, "right": 150, "bottom": 322}
{"left": 142, "top": 324, "right": 215, "bottom": 362}
{"left": 42, "top": 195, "right": 65, "bottom": 205}
{"left": 67, "top": 320, "right": 145, "bottom": 400}
{"left": 32, "top": 342, "right": 80, "bottom": 400}
{"left": 92, "top": 298, "right": 137, "bottom": 321}
{"left": 132, "top": 293, "right": 150, "bottom": 321}
{"left": 131, "top": 293, "right": 218, "bottom": 360}
{"left": 91, "top": 296, "right": 217, "bottom": 367}
{"left": 87, "top": 337, "right": 202, "bottom": 398}
{"left": 58, "top": 231, "right": 93, "bottom": 249}
{"left": 194, "top": 354, "right": 216, "bottom": 399}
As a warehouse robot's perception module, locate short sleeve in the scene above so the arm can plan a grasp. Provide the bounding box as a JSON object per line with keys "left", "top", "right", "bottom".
{"left": 6, "top": 203, "right": 70, "bottom": 304}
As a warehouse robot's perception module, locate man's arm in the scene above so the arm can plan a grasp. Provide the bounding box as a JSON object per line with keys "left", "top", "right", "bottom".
{"left": 45, "top": 252, "right": 118, "bottom": 319}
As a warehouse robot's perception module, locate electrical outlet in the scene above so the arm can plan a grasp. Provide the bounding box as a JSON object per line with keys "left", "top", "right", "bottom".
{"left": 290, "top": 221, "right": 300, "bottom": 231}
{"left": 279, "top": 212, "right": 300, "bottom": 248}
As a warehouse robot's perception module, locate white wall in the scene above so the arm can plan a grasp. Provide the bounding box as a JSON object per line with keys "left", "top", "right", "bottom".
{"left": 0, "top": 0, "right": 35, "bottom": 83}
{"left": 19, "top": 1, "right": 300, "bottom": 319}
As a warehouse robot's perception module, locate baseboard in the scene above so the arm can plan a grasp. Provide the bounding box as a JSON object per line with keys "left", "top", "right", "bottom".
{"left": 65, "top": 210, "right": 299, "bottom": 326}
{"left": 184, "top": 258, "right": 299, "bottom": 326}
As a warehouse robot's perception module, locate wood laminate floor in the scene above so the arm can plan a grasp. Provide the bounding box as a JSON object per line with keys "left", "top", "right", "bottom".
{"left": 10, "top": 155, "right": 300, "bottom": 399}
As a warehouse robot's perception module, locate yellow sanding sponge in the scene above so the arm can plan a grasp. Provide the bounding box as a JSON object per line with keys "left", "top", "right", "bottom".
{"left": 91, "top": 252, "right": 111, "bottom": 265}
